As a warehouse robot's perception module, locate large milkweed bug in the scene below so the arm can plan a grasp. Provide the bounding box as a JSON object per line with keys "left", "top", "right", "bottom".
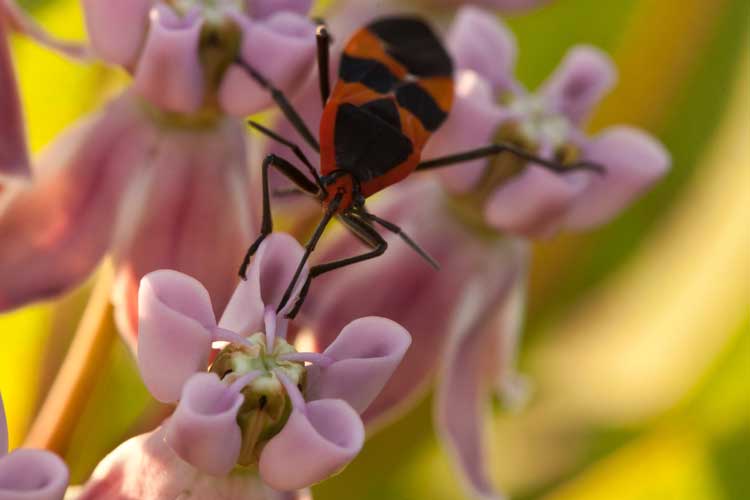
{"left": 235, "top": 16, "right": 603, "bottom": 318}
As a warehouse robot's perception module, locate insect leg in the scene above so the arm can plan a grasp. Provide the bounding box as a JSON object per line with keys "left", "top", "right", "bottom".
{"left": 361, "top": 211, "right": 439, "bottom": 270}
{"left": 247, "top": 119, "right": 325, "bottom": 191}
{"left": 239, "top": 154, "right": 319, "bottom": 279}
{"left": 416, "top": 142, "right": 606, "bottom": 175}
{"left": 275, "top": 192, "right": 343, "bottom": 314}
{"left": 315, "top": 20, "right": 332, "bottom": 106}
{"left": 233, "top": 58, "right": 320, "bottom": 152}
{"left": 285, "top": 214, "right": 387, "bottom": 319}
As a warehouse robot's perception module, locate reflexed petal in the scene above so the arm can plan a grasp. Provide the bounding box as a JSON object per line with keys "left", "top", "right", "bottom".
{"left": 79, "top": 428, "right": 270, "bottom": 500}
{"left": 219, "top": 12, "right": 316, "bottom": 116}
{"left": 220, "top": 232, "right": 307, "bottom": 335}
{"left": 133, "top": 6, "right": 205, "bottom": 113}
{"left": 137, "top": 271, "right": 215, "bottom": 403}
{"left": 0, "top": 0, "right": 88, "bottom": 58}
{"left": 0, "top": 449, "right": 69, "bottom": 500}
{"left": 0, "top": 22, "right": 29, "bottom": 179}
{"left": 247, "top": 0, "right": 313, "bottom": 19}
{"left": 540, "top": 45, "right": 617, "bottom": 124}
{"left": 164, "top": 373, "right": 243, "bottom": 476}
{"left": 484, "top": 165, "right": 589, "bottom": 238}
{"left": 565, "top": 126, "right": 670, "bottom": 229}
{"left": 0, "top": 94, "right": 147, "bottom": 312}
{"left": 259, "top": 399, "right": 364, "bottom": 491}
{"left": 306, "top": 317, "right": 411, "bottom": 414}
{"left": 423, "top": 70, "right": 505, "bottom": 194}
{"left": 113, "top": 119, "right": 251, "bottom": 348}
{"left": 0, "top": 393, "right": 7, "bottom": 456}
{"left": 82, "top": 0, "right": 151, "bottom": 68}
{"left": 448, "top": 6, "right": 517, "bottom": 91}
{"left": 435, "top": 255, "right": 526, "bottom": 500}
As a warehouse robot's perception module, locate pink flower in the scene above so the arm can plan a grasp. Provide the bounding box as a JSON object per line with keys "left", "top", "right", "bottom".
{"left": 0, "top": 393, "right": 69, "bottom": 500}
{"left": 424, "top": 6, "right": 670, "bottom": 238}
{"left": 263, "top": 8, "right": 670, "bottom": 498}
{"left": 0, "top": 0, "right": 316, "bottom": 348}
{"left": 81, "top": 234, "right": 411, "bottom": 498}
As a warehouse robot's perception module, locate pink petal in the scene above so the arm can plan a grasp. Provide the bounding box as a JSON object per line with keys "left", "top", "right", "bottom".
{"left": 540, "top": 45, "right": 617, "bottom": 125}
{"left": 164, "top": 373, "right": 243, "bottom": 476}
{"left": 79, "top": 427, "right": 274, "bottom": 500}
{"left": 0, "top": 393, "right": 7, "bottom": 456}
{"left": 447, "top": 6, "right": 517, "bottom": 92}
{"left": 259, "top": 399, "right": 364, "bottom": 491}
{"left": 306, "top": 317, "right": 411, "bottom": 414}
{"left": 219, "top": 12, "right": 316, "bottom": 116}
{"left": 0, "top": 449, "right": 69, "bottom": 500}
{"left": 435, "top": 254, "right": 527, "bottom": 500}
{"left": 219, "top": 232, "right": 307, "bottom": 335}
{"left": 137, "top": 270, "right": 215, "bottom": 403}
{"left": 112, "top": 118, "right": 251, "bottom": 349}
{"left": 422, "top": 70, "right": 505, "bottom": 194}
{"left": 246, "top": 0, "right": 313, "bottom": 19}
{"left": 133, "top": 5, "right": 205, "bottom": 113}
{"left": 0, "top": 94, "right": 148, "bottom": 312}
{"left": 0, "top": 0, "right": 88, "bottom": 59}
{"left": 565, "top": 126, "right": 670, "bottom": 229}
{"left": 0, "top": 22, "right": 29, "bottom": 179}
{"left": 82, "top": 0, "right": 151, "bottom": 68}
{"left": 484, "top": 165, "right": 589, "bottom": 238}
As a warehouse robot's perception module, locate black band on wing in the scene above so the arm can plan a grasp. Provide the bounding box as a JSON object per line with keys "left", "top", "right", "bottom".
{"left": 367, "top": 17, "right": 453, "bottom": 77}
{"left": 395, "top": 82, "right": 447, "bottom": 132}
{"left": 339, "top": 53, "right": 398, "bottom": 93}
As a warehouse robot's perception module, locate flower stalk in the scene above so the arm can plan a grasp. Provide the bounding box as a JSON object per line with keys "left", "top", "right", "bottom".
{"left": 24, "top": 260, "right": 117, "bottom": 454}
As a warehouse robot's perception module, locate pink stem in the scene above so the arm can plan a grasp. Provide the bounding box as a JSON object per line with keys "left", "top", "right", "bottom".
{"left": 279, "top": 352, "right": 334, "bottom": 368}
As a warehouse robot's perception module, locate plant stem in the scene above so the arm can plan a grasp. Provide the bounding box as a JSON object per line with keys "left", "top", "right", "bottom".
{"left": 24, "top": 261, "right": 117, "bottom": 454}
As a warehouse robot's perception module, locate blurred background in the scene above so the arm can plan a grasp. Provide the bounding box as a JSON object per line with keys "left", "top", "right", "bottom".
{"left": 1, "top": 0, "right": 748, "bottom": 498}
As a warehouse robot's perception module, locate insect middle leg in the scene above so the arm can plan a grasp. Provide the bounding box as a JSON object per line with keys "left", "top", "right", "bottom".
{"left": 285, "top": 214, "right": 387, "bottom": 319}
{"left": 238, "top": 154, "right": 319, "bottom": 279}
{"left": 416, "top": 142, "right": 605, "bottom": 175}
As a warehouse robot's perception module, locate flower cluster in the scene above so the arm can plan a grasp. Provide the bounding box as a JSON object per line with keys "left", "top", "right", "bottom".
{"left": 81, "top": 234, "right": 410, "bottom": 497}
{"left": 0, "top": 1, "right": 672, "bottom": 500}
{"left": 0, "top": 0, "right": 316, "bottom": 346}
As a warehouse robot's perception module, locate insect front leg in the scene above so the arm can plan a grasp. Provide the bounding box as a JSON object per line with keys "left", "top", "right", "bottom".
{"left": 238, "top": 154, "right": 319, "bottom": 279}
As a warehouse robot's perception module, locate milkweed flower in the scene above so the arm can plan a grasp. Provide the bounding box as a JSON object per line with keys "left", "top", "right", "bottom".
{"left": 0, "top": 0, "right": 316, "bottom": 347}
{"left": 80, "top": 233, "right": 411, "bottom": 499}
{"left": 425, "top": 6, "right": 670, "bottom": 237}
{"left": 0, "top": 393, "right": 69, "bottom": 500}
{"left": 276, "top": 7, "right": 669, "bottom": 499}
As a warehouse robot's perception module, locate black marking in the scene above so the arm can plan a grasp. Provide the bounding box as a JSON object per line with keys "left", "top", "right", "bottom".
{"left": 395, "top": 82, "right": 447, "bottom": 131}
{"left": 361, "top": 98, "right": 402, "bottom": 131}
{"left": 334, "top": 103, "right": 413, "bottom": 181}
{"left": 339, "top": 53, "right": 397, "bottom": 93}
{"left": 368, "top": 17, "right": 453, "bottom": 77}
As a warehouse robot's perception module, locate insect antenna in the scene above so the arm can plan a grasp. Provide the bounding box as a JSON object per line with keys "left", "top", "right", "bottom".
{"left": 360, "top": 211, "right": 440, "bottom": 270}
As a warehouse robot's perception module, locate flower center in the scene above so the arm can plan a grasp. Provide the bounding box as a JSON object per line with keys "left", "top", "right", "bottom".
{"left": 210, "top": 332, "right": 306, "bottom": 467}
{"left": 167, "top": 0, "right": 245, "bottom": 21}
{"left": 507, "top": 94, "right": 572, "bottom": 152}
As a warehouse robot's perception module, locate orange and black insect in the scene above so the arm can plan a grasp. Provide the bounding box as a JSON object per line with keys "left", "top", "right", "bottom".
{"left": 235, "top": 16, "right": 601, "bottom": 318}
